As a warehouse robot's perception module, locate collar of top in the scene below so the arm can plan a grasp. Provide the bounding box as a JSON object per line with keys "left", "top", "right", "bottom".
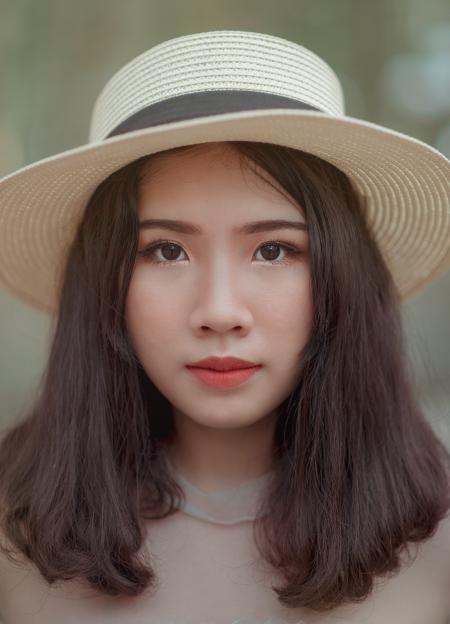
{"left": 165, "top": 454, "right": 275, "bottom": 525}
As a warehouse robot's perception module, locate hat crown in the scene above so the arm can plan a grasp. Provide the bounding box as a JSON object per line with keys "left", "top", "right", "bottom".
{"left": 88, "top": 30, "right": 345, "bottom": 143}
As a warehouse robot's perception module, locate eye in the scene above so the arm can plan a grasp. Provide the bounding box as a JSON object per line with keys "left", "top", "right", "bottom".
{"left": 255, "top": 242, "right": 302, "bottom": 264}
{"left": 137, "top": 240, "right": 303, "bottom": 266}
{"left": 139, "top": 241, "right": 186, "bottom": 263}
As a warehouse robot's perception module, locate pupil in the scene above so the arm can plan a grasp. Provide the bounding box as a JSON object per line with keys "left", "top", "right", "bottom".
{"left": 163, "top": 243, "right": 179, "bottom": 260}
{"left": 262, "top": 244, "right": 280, "bottom": 260}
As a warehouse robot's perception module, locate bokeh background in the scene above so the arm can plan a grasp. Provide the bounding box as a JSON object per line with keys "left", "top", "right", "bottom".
{"left": 1, "top": 0, "right": 449, "bottom": 448}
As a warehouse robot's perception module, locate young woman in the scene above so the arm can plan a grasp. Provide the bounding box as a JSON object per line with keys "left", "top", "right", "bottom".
{"left": 0, "top": 31, "right": 449, "bottom": 624}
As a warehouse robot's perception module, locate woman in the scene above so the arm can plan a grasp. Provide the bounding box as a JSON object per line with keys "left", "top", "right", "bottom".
{"left": 0, "top": 30, "right": 449, "bottom": 624}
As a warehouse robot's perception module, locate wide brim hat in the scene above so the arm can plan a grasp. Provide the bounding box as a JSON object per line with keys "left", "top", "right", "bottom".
{"left": 0, "top": 29, "right": 449, "bottom": 314}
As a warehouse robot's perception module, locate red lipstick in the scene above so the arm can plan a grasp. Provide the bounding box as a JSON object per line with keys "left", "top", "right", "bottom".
{"left": 187, "top": 356, "right": 258, "bottom": 371}
{"left": 186, "top": 356, "right": 261, "bottom": 388}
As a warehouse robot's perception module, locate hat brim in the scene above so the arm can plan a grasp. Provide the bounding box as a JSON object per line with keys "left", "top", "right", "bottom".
{"left": 0, "top": 108, "right": 449, "bottom": 314}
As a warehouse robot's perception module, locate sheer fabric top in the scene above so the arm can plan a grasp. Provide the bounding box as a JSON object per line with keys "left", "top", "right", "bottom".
{"left": 164, "top": 454, "right": 275, "bottom": 525}
{"left": 0, "top": 458, "right": 449, "bottom": 624}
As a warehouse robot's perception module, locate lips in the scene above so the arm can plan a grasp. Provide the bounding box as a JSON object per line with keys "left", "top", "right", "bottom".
{"left": 187, "top": 365, "right": 260, "bottom": 388}
{"left": 186, "top": 356, "right": 259, "bottom": 371}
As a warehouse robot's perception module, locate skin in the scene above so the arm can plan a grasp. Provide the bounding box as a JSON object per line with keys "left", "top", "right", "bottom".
{"left": 125, "top": 142, "right": 313, "bottom": 492}
{"left": 2, "top": 143, "right": 450, "bottom": 624}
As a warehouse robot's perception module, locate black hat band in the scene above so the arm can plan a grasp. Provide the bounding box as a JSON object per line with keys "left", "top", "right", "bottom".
{"left": 106, "top": 89, "right": 321, "bottom": 138}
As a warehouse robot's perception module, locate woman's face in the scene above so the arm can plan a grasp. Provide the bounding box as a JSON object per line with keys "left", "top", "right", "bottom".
{"left": 125, "top": 142, "right": 313, "bottom": 431}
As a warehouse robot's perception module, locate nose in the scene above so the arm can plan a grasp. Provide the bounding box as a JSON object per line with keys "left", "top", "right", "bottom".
{"left": 188, "top": 256, "right": 253, "bottom": 335}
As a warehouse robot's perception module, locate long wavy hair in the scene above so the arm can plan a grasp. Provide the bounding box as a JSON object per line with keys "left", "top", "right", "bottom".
{"left": 0, "top": 140, "right": 449, "bottom": 613}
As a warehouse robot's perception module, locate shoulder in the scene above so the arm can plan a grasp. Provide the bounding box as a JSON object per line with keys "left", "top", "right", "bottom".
{"left": 433, "top": 511, "right": 450, "bottom": 615}
{"left": 411, "top": 507, "right": 450, "bottom": 571}
{"left": 434, "top": 509, "right": 450, "bottom": 574}
{"left": 415, "top": 510, "right": 450, "bottom": 614}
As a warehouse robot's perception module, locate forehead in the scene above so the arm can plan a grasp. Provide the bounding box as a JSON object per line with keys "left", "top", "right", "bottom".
{"left": 137, "top": 143, "right": 304, "bottom": 222}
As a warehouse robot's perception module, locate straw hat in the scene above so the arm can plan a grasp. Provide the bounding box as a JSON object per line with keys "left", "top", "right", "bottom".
{"left": 0, "top": 29, "right": 449, "bottom": 314}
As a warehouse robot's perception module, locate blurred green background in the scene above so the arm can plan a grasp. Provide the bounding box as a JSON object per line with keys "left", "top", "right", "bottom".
{"left": 1, "top": 0, "right": 449, "bottom": 448}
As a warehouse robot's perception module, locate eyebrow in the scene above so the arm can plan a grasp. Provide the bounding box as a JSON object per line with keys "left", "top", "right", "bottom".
{"left": 138, "top": 218, "right": 307, "bottom": 235}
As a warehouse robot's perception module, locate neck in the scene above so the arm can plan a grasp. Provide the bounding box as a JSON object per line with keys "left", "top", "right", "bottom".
{"left": 165, "top": 408, "right": 278, "bottom": 492}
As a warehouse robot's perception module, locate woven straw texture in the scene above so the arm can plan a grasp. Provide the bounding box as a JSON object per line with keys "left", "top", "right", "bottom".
{"left": 0, "top": 30, "right": 449, "bottom": 313}
{"left": 89, "top": 31, "right": 345, "bottom": 141}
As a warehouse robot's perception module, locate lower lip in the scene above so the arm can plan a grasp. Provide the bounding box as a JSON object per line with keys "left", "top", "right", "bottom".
{"left": 186, "top": 366, "right": 261, "bottom": 388}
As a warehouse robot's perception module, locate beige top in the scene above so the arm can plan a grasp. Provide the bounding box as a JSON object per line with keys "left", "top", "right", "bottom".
{"left": 0, "top": 461, "right": 449, "bottom": 624}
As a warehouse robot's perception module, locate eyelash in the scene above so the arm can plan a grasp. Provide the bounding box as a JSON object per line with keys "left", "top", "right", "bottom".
{"left": 137, "top": 239, "right": 303, "bottom": 266}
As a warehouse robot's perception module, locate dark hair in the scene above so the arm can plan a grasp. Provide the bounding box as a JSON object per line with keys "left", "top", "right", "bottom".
{"left": 0, "top": 140, "right": 449, "bottom": 613}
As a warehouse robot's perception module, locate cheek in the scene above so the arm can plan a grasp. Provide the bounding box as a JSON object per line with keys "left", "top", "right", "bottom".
{"left": 124, "top": 272, "right": 180, "bottom": 349}
{"left": 257, "top": 273, "right": 313, "bottom": 335}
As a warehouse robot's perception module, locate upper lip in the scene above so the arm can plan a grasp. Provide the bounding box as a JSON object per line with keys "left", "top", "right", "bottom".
{"left": 187, "top": 356, "right": 260, "bottom": 371}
